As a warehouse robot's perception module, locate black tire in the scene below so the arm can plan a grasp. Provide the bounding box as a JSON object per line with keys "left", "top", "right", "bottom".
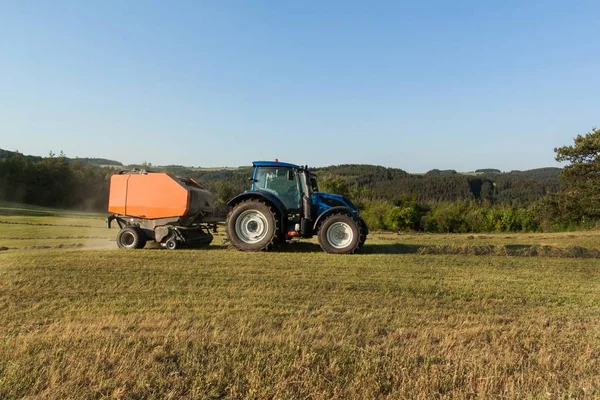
{"left": 226, "top": 199, "right": 279, "bottom": 251}
{"left": 318, "top": 214, "right": 361, "bottom": 254}
{"left": 136, "top": 228, "right": 148, "bottom": 249}
{"left": 116, "top": 227, "right": 146, "bottom": 249}
{"left": 165, "top": 237, "right": 177, "bottom": 250}
{"left": 358, "top": 217, "right": 368, "bottom": 248}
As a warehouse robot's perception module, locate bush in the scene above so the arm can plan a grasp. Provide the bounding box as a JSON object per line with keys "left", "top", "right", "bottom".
{"left": 385, "top": 205, "right": 418, "bottom": 231}
{"left": 425, "top": 203, "right": 470, "bottom": 233}
{"left": 360, "top": 199, "right": 394, "bottom": 231}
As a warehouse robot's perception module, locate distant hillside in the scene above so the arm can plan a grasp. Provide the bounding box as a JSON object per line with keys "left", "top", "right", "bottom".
{"left": 0, "top": 149, "right": 43, "bottom": 163}
{"left": 76, "top": 157, "right": 122, "bottom": 166}
{"left": 0, "top": 149, "right": 122, "bottom": 166}
{"left": 311, "top": 164, "right": 561, "bottom": 205}
{"left": 144, "top": 163, "right": 561, "bottom": 206}
{"left": 507, "top": 167, "right": 562, "bottom": 179}
{"left": 426, "top": 169, "right": 458, "bottom": 176}
{"left": 0, "top": 148, "right": 562, "bottom": 206}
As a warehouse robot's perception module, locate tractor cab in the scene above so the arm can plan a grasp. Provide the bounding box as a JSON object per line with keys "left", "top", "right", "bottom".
{"left": 251, "top": 162, "right": 303, "bottom": 211}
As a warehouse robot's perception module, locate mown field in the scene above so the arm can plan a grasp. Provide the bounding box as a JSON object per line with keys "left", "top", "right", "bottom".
{"left": 0, "top": 202, "right": 599, "bottom": 399}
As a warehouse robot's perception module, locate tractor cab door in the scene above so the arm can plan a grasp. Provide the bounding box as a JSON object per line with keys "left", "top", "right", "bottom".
{"left": 253, "top": 167, "right": 302, "bottom": 211}
{"left": 298, "top": 170, "right": 313, "bottom": 219}
{"left": 298, "top": 170, "right": 317, "bottom": 237}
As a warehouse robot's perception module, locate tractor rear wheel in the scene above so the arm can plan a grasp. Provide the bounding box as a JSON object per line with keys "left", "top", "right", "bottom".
{"left": 116, "top": 227, "right": 146, "bottom": 249}
{"left": 226, "top": 199, "right": 279, "bottom": 251}
{"left": 318, "top": 214, "right": 360, "bottom": 254}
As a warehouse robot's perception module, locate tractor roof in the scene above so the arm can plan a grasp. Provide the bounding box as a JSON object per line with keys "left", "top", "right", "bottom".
{"left": 252, "top": 161, "right": 299, "bottom": 169}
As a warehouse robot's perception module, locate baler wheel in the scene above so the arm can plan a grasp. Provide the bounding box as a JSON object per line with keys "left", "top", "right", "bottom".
{"left": 165, "top": 237, "right": 178, "bottom": 250}
{"left": 116, "top": 227, "right": 146, "bottom": 249}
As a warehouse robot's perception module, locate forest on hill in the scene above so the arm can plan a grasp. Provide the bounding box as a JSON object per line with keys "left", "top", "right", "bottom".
{"left": 159, "top": 163, "right": 561, "bottom": 207}
{"left": 0, "top": 148, "right": 122, "bottom": 166}
{"left": 0, "top": 145, "right": 587, "bottom": 233}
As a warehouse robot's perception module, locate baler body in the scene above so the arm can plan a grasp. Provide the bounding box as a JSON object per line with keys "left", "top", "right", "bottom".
{"left": 107, "top": 171, "right": 220, "bottom": 249}
{"left": 108, "top": 172, "right": 215, "bottom": 220}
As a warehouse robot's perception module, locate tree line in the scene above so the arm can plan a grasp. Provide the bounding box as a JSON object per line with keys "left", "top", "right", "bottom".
{"left": 0, "top": 127, "right": 598, "bottom": 232}
{"left": 0, "top": 153, "right": 111, "bottom": 210}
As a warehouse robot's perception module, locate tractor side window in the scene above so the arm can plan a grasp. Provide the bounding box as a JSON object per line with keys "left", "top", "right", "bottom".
{"left": 254, "top": 167, "right": 301, "bottom": 210}
{"left": 254, "top": 167, "right": 276, "bottom": 192}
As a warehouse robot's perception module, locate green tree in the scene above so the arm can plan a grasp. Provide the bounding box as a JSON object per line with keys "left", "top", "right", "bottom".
{"left": 318, "top": 174, "right": 352, "bottom": 198}
{"left": 553, "top": 127, "right": 600, "bottom": 224}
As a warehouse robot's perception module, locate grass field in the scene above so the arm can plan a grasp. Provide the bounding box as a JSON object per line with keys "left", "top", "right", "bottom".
{"left": 1, "top": 202, "right": 599, "bottom": 398}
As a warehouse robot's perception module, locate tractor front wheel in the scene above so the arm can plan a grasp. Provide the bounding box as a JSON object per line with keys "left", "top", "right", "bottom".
{"left": 226, "top": 200, "right": 279, "bottom": 251}
{"left": 318, "top": 214, "right": 360, "bottom": 254}
{"left": 358, "top": 217, "right": 368, "bottom": 248}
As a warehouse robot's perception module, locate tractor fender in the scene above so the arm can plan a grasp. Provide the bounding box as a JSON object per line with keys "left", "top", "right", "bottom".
{"left": 227, "top": 191, "right": 287, "bottom": 214}
{"left": 313, "top": 206, "right": 353, "bottom": 230}
{"left": 227, "top": 192, "right": 287, "bottom": 238}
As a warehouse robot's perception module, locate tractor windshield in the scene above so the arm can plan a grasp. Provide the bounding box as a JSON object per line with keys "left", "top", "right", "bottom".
{"left": 254, "top": 167, "right": 301, "bottom": 210}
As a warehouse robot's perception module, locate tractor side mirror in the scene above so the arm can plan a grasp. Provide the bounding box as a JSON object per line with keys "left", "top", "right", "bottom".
{"left": 287, "top": 170, "right": 295, "bottom": 180}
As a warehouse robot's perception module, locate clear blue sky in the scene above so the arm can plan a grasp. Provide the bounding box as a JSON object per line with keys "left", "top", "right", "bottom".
{"left": 1, "top": 1, "right": 598, "bottom": 172}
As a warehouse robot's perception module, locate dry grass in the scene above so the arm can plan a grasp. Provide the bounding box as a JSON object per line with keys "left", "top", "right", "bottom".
{"left": 0, "top": 205, "right": 599, "bottom": 398}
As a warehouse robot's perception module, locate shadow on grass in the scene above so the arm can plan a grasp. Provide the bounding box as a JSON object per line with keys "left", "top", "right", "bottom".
{"left": 276, "top": 242, "right": 324, "bottom": 253}
{"left": 159, "top": 242, "right": 422, "bottom": 254}
{"left": 272, "top": 242, "right": 423, "bottom": 254}
{"left": 361, "top": 243, "right": 423, "bottom": 254}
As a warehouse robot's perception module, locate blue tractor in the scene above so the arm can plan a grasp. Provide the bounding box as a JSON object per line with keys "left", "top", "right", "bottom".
{"left": 225, "top": 161, "right": 368, "bottom": 254}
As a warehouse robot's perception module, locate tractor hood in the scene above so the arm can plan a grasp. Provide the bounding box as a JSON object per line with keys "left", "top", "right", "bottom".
{"left": 313, "top": 192, "right": 358, "bottom": 214}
